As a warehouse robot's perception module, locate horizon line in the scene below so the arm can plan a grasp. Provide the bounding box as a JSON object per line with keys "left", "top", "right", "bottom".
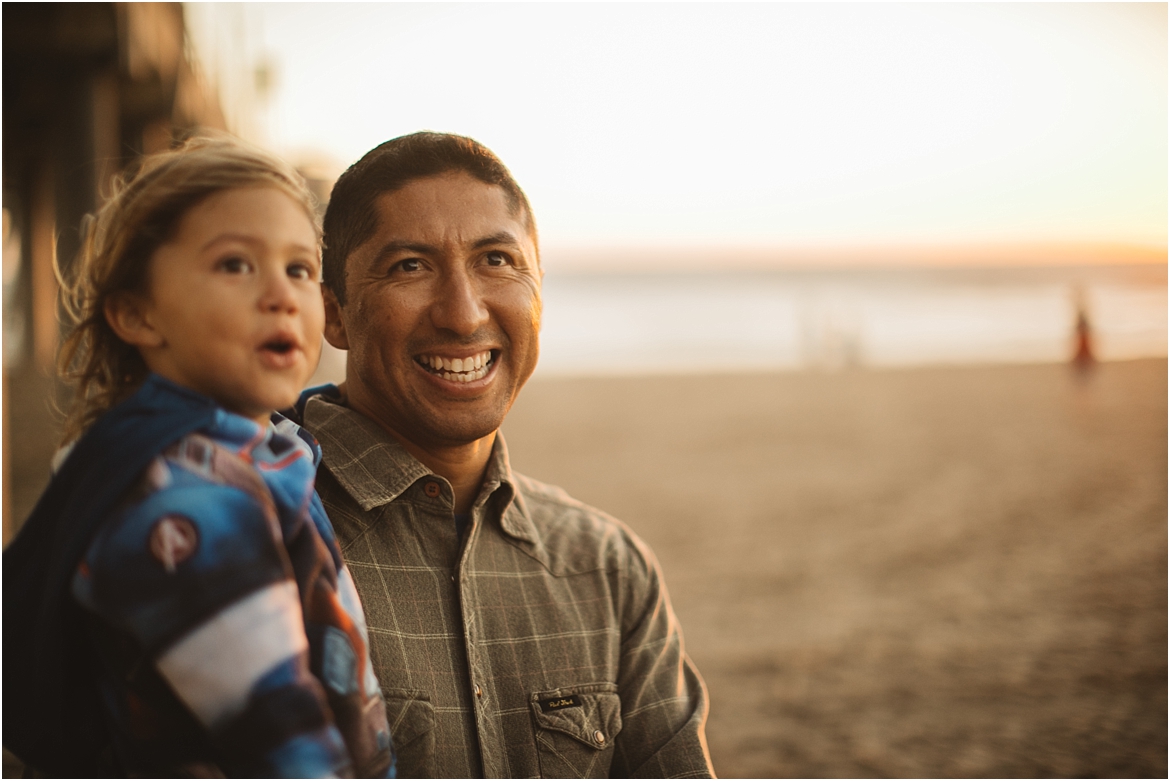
{"left": 540, "top": 241, "right": 1167, "bottom": 271}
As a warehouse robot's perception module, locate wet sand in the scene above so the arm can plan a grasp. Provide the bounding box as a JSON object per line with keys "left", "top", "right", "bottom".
{"left": 502, "top": 359, "right": 1167, "bottom": 778}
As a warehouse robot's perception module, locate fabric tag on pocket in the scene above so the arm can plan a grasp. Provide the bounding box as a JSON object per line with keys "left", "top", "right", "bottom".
{"left": 538, "top": 694, "right": 582, "bottom": 713}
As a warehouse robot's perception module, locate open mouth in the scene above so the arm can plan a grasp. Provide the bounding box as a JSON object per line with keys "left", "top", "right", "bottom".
{"left": 262, "top": 338, "right": 296, "bottom": 355}
{"left": 415, "top": 349, "right": 495, "bottom": 383}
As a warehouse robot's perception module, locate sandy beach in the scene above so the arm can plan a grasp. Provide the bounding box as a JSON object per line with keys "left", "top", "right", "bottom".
{"left": 3, "top": 359, "right": 1163, "bottom": 777}
{"left": 502, "top": 358, "right": 1167, "bottom": 778}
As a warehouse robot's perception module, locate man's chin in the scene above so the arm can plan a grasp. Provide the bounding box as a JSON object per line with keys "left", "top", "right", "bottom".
{"left": 353, "top": 373, "right": 516, "bottom": 449}
{"left": 403, "top": 406, "right": 508, "bottom": 449}
{"left": 427, "top": 421, "right": 502, "bottom": 448}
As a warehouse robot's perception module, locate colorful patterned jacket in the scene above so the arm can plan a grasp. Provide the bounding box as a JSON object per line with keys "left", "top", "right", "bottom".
{"left": 4, "top": 374, "right": 394, "bottom": 777}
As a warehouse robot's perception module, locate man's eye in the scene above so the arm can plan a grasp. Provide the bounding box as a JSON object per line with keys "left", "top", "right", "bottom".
{"left": 392, "top": 258, "right": 423, "bottom": 274}
{"left": 218, "top": 256, "right": 252, "bottom": 274}
{"left": 484, "top": 251, "right": 511, "bottom": 267}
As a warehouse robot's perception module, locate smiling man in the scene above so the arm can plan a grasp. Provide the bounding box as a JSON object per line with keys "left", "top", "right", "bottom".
{"left": 298, "top": 132, "right": 714, "bottom": 778}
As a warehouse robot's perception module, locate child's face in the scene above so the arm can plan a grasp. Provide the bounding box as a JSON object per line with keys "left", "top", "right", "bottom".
{"left": 131, "top": 186, "right": 324, "bottom": 424}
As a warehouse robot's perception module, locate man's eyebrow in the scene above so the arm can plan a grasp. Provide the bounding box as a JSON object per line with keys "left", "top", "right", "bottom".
{"left": 471, "top": 231, "right": 524, "bottom": 250}
{"left": 372, "top": 233, "right": 524, "bottom": 261}
{"left": 372, "top": 240, "right": 437, "bottom": 262}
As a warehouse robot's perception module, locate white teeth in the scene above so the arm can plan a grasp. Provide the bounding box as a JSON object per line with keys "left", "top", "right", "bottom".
{"left": 419, "top": 351, "right": 492, "bottom": 382}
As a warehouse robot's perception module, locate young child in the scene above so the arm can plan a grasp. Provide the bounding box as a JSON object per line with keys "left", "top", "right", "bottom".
{"left": 3, "top": 138, "right": 394, "bottom": 778}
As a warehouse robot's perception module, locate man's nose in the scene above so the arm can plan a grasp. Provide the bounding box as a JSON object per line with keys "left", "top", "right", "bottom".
{"left": 430, "top": 267, "right": 489, "bottom": 336}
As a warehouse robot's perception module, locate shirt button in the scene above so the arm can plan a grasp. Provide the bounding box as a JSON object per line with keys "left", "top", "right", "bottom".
{"left": 474, "top": 684, "right": 483, "bottom": 698}
{"left": 594, "top": 730, "right": 606, "bottom": 744}
{"left": 424, "top": 481, "right": 441, "bottom": 498}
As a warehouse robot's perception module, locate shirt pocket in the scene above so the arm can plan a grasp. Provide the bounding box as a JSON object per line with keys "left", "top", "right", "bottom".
{"left": 530, "top": 683, "right": 622, "bottom": 779}
{"left": 381, "top": 688, "right": 435, "bottom": 779}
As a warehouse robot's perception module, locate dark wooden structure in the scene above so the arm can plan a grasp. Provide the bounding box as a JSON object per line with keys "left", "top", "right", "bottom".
{"left": 2, "top": 3, "right": 227, "bottom": 545}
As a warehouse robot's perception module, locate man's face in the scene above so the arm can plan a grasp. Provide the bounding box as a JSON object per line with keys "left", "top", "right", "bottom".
{"left": 326, "top": 171, "right": 541, "bottom": 451}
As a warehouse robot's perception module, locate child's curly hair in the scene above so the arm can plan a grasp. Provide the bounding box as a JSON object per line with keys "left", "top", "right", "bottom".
{"left": 57, "top": 135, "right": 319, "bottom": 444}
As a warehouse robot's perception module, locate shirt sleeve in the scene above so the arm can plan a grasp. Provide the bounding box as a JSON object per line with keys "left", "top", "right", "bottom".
{"left": 611, "top": 531, "right": 716, "bottom": 778}
{"left": 73, "top": 471, "right": 353, "bottom": 778}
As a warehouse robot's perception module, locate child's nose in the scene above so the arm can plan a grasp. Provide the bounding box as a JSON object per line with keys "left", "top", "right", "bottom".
{"left": 259, "top": 271, "right": 299, "bottom": 312}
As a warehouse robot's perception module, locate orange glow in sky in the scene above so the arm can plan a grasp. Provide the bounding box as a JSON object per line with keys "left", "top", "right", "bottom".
{"left": 198, "top": 3, "right": 1168, "bottom": 265}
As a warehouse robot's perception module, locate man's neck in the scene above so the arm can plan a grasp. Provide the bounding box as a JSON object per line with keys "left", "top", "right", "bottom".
{"left": 396, "top": 433, "right": 496, "bottom": 517}
{"left": 340, "top": 383, "right": 495, "bottom": 516}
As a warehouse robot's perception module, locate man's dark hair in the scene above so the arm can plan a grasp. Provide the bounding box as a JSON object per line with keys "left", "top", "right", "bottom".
{"left": 322, "top": 131, "right": 537, "bottom": 304}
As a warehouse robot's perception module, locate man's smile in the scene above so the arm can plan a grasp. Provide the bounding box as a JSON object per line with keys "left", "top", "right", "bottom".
{"left": 414, "top": 349, "right": 497, "bottom": 384}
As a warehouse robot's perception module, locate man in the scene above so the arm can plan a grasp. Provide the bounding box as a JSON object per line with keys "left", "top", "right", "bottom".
{"left": 301, "top": 132, "right": 714, "bottom": 778}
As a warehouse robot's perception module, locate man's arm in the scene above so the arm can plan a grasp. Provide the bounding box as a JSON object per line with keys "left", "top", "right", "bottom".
{"left": 611, "top": 532, "right": 715, "bottom": 778}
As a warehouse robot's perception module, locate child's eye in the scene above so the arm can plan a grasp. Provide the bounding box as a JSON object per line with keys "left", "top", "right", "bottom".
{"left": 287, "top": 262, "right": 318, "bottom": 281}
{"left": 218, "top": 256, "right": 252, "bottom": 274}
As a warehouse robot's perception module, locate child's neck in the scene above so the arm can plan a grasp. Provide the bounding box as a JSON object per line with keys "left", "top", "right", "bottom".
{"left": 147, "top": 369, "right": 275, "bottom": 429}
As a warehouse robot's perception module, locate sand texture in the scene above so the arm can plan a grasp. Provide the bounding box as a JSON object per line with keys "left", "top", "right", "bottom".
{"left": 502, "top": 359, "right": 1167, "bottom": 778}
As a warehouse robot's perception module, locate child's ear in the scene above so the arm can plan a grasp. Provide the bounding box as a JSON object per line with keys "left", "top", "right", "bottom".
{"left": 104, "top": 292, "right": 165, "bottom": 349}
{"left": 322, "top": 287, "right": 349, "bottom": 350}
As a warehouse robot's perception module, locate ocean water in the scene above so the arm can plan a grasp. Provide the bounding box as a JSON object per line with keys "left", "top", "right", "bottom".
{"left": 306, "top": 263, "right": 1166, "bottom": 384}
{"left": 535, "top": 264, "right": 1167, "bottom": 376}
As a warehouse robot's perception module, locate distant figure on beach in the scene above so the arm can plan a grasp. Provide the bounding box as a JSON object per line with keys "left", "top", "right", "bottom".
{"left": 1072, "top": 286, "right": 1095, "bottom": 374}
{"left": 289, "top": 132, "right": 715, "bottom": 778}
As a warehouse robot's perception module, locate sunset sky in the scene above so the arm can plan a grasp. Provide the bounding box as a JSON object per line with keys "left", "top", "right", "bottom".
{"left": 217, "top": 3, "right": 1166, "bottom": 265}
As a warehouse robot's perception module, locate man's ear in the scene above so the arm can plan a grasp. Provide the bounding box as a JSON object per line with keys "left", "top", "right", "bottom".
{"left": 322, "top": 286, "right": 350, "bottom": 350}
{"left": 104, "top": 292, "right": 165, "bottom": 349}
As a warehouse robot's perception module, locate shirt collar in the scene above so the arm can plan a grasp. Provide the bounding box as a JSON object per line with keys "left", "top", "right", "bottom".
{"left": 475, "top": 433, "right": 536, "bottom": 545}
{"left": 302, "top": 394, "right": 538, "bottom": 545}
{"left": 303, "top": 395, "right": 429, "bottom": 510}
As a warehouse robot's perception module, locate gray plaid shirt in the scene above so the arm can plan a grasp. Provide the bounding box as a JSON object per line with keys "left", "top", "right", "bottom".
{"left": 303, "top": 395, "right": 714, "bottom": 778}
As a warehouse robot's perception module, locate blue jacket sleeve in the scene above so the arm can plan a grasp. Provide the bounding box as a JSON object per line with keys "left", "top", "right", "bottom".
{"left": 73, "top": 475, "right": 354, "bottom": 778}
